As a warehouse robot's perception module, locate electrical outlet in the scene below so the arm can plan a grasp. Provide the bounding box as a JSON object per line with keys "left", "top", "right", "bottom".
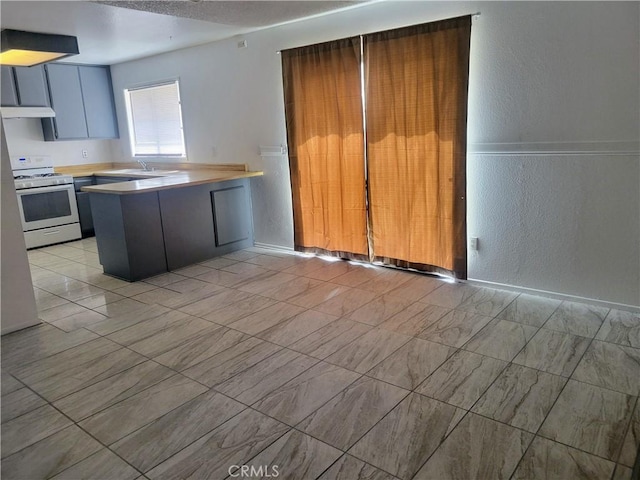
{"left": 469, "top": 237, "right": 479, "bottom": 251}
{"left": 81, "top": 150, "right": 88, "bottom": 158}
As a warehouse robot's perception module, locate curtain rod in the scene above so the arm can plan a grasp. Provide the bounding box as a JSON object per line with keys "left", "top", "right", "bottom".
{"left": 276, "top": 12, "right": 481, "bottom": 54}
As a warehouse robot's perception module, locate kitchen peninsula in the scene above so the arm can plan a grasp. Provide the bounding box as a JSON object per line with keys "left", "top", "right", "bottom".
{"left": 81, "top": 165, "right": 263, "bottom": 281}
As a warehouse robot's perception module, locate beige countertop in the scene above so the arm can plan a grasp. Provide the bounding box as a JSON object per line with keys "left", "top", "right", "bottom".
{"left": 80, "top": 169, "right": 263, "bottom": 195}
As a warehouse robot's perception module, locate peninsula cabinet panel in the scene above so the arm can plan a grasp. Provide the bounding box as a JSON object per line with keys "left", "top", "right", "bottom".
{"left": 90, "top": 192, "right": 167, "bottom": 281}
{"left": 158, "top": 179, "right": 254, "bottom": 271}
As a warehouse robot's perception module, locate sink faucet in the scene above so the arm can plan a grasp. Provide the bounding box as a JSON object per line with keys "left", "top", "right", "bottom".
{"left": 137, "top": 158, "right": 151, "bottom": 171}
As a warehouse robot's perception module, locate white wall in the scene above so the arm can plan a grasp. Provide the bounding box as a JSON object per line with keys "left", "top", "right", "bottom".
{"left": 2, "top": 118, "right": 117, "bottom": 167}
{"left": 1, "top": 121, "right": 40, "bottom": 334}
{"left": 110, "top": 1, "right": 640, "bottom": 307}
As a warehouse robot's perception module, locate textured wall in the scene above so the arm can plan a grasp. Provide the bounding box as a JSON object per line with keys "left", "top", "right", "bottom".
{"left": 110, "top": 1, "right": 640, "bottom": 306}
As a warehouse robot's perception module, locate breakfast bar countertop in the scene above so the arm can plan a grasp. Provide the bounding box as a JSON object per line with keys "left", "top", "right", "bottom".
{"left": 79, "top": 168, "right": 263, "bottom": 195}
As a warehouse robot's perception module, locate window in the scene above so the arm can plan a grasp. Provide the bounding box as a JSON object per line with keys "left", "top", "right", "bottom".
{"left": 124, "top": 80, "right": 186, "bottom": 157}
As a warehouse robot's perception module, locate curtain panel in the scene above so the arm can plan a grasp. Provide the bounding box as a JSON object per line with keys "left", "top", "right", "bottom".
{"left": 364, "top": 16, "right": 471, "bottom": 278}
{"left": 281, "top": 37, "right": 369, "bottom": 257}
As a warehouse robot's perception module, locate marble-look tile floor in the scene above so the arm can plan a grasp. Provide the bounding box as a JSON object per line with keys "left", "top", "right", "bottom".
{"left": 2, "top": 238, "right": 639, "bottom": 480}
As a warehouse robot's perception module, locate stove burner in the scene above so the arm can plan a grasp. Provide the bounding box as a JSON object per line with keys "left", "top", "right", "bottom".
{"left": 34, "top": 173, "right": 61, "bottom": 178}
{"left": 14, "top": 175, "right": 33, "bottom": 180}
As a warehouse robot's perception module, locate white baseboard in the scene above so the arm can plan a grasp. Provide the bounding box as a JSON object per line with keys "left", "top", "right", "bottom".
{"left": 467, "top": 278, "right": 640, "bottom": 313}
{"left": 252, "top": 242, "right": 295, "bottom": 253}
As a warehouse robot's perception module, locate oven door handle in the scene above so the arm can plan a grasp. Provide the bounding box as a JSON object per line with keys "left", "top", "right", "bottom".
{"left": 16, "top": 184, "right": 74, "bottom": 195}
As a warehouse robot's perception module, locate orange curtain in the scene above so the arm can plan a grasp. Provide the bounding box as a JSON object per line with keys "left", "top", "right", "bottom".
{"left": 365, "top": 17, "right": 471, "bottom": 278}
{"left": 282, "top": 38, "right": 368, "bottom": 257}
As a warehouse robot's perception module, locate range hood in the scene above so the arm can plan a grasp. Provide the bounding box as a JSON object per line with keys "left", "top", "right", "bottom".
{"left": 1, "top": 106, "right": 55, "bottom": 119}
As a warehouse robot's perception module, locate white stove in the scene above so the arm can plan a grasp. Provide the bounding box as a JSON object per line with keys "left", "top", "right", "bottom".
{"left": 11, "top": 156, "right": 81, "bottom": 249}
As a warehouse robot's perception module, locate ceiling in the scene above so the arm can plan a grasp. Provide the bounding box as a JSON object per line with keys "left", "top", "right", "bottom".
{"left": 0, "top": 0, "right": 364, "bottom": 65}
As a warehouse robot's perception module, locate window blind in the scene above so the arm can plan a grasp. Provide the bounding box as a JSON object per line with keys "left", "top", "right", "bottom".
{"left": 127, "top": 81, "right": 185, "bottom": 156}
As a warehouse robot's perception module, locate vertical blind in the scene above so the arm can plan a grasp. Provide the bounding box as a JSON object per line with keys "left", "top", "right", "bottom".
{"left": 126, "top": 81, "right": 186, "bottom": 156}
{"left": 282, "top": 16, "right": 471, "bottom": 278}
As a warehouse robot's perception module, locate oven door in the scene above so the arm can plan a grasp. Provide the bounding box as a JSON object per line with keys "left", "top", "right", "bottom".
{"left": 16, "top": 184, "right": 79, "bottom": 232}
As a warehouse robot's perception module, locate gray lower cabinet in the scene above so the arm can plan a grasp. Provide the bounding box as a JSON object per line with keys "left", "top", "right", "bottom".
{"left": 74, "top": 177, "right": 95, "bottom": 237}
{"left": 90, "top": 179, "right": 254, "bottom": 281}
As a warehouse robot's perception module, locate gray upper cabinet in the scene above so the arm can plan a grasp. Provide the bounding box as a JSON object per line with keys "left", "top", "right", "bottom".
{"left": 14, "top": 66, "right": 49, "bottom": 106}
{"left": 43, "top": 64, "right": 88, "bottom": 140}
{"left": 1, "top": 65, "right": 49, "bottom": 107}
{"left": 42, "top": 64, "right": 119, "bottom": 141}
{"left": 1, "top": 67, "right": 18, "bottom": 106}
{"left": 79, "top": 66, "right": 119, "bottom": 139}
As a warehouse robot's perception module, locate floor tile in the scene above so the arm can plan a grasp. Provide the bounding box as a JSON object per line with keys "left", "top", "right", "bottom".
{"left": 513, "top": 328, "right": 591, "bottom": 377}
{"left": 10, "top": 338, "right": 141, "bottom": 399}
{"left": 200, "top": 293, "right": 278, "bottom": 325}
{"left": 183, "top": 337, "right": 282, "bottom": 387}
{"left": 512, "top": 436, "right": 615, "bottom": 480}
{"left": 472, "top": 364, "right": 567, "bottom": 432}
{"left": 326, "top": 328, "right": 411, "bottom": 374}
{"left": 177, "top": 288, "right": 252, "bottom": 317}
{"left": 74, "top": 290, "right": 126, "bottom": 309}
{"left": 498, "top": 294, "right": 561, "bottom": 327}
{"left": 413, "top": 413, "right": 533, "bottom": 480}
{"left": 1, "top": 371, "right": 23, "bottom": 395}
{"left": 544, "top": 301, "right": 609, "bottom": 338}
{"left": 298, "top": 376, "right": 409, "bottom": 450}
{"left": 153, "top": 325, "right": 248, "bottom": 371}
{"left": 417, "top": 309, "right": 493, "bottom": 348}
{"left": 572, "top": 340, "right": 640, "bottom": 395}
{"left": 144, "top": 272, "right": 188, "bottom": 287}
{"left": 288, "top": 319, "right": 372, "bottom": 359}
{"left": 463, "top": 318, "right": 538, "bottom": 362}
{"left": 86, "top": 304, "right": 173, "bottom": 335}
{"left": 286, "top": 282, "right": 350, "bottom": 309}
{"left": 304, "top": 261, "right": 355, "bottom": 281}
{"left": 50, "top": 309, "right": 108, "bottom": 332}
{"left": 314, "top": 288, "right": 378, "bottom": 317}
{"left": 387, "top": 273, "right": 442, "bottom": 301}
{"left": 145, "top": 409, "right": 288, "bottom": 480}
{"left": 317, "top": 454, "right": 396, "bottom": 480}
{"left": 107, "top": 312, "right": 217, "bottom": 358}
{"left": 596, "top": 309, "right": 640, "bottom": 348}
{"left": 421, "top": 283, "right": 516, "bottom": 317}
{"left": 227, "top": 302, "right": 306, "bottom": 335}
{"left": 1, "top": 387, "right": 47, "bottom": 423}
{"left": 331, "top": 266, "right": 381, "bottom": 288}
{"left": 356, "top": 270, "right": 412, "bottom": 295}
{"left": 1, "top": 325, "right": 98, "bottom": 371}
{"left": 252, "top": 361, "right": 360, "bottom": 425}
{"left": 378, "top": 302, "right": 450, "bottom": 337}
{"left": 349, "top": 393, "right": 464, "bottom": 479}
{"left": 92, "top": 297, "right": 150, "bottom": 317}
{"left": 50, "top": 448, "right": 140, "bottom": 480}
{"left": 112, "top": 390, "right": 245, "bottom": 472}
{"left": 198, "top": 256, "right": 239, "bottom": 269}
{"left": 37, "top": 302, "right": 89, "bottom": 322}
{"left": 539, "top": 380, "right": 635, "bottom": 460}
{"left": 618, "top": 399, "right": 639, "bottom": 467}
{"left": 367, "top": 338, "right": 456, "bottom": 390}
{"left": 110, "top": 281, "right": 158, "bottom": 297}
{"left": 613, "top": 465, "right": 634, "bottom": 480}
{"left": 78, "top": 374, "right": 207, "bottom": 445}
{"left": 257, "top": 276, "right": 325, "bottom": 301}
{"left": 133, "top": 282, "right": 225, "bottom": 309}
{"left": 1, "top": 404, "right": 72, "bottom": 458}
{"left": 215, "top": 349, "right": 319, "bottom": 404}
{"left": 235, "top": 270, "right": 297, "bottom": 295}
{"left": 53, "top": 361, "right": 175, "bottom": 421}
{"left": 415, "top": 350, "right": 507, "bottom": 410}
{"left": 244, "top": 429, "right": 342, "bottom": 480}
{"left": 0, "top": 425, "right": 103, "bottom": 479}
{"left": 346, "top": 294, "right": 414, "bottom": 326}
{"left": 256, "top": 309, "right": 338, "bottom": 347}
